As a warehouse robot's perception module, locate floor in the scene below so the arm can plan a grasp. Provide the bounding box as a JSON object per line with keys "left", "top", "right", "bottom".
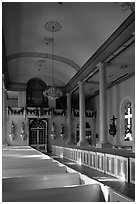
{"left": 47, "top": 152, "right": 135, "bottom": 201}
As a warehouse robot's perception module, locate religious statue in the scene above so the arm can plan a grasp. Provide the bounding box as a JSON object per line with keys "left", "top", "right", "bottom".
{"left": 9, "top": 121, "right": 15, "bottom": 140}
{"left": 20, "top": 121, "right": 26, "bottom": 140}
{"left": 60, "top": 123, "right": 65, "bottom": 140}
{"left": 51, "top": 122, "right": 56, "bottom": 140}
{"left": 109, "top": 115, "right": 117, "bottom": 137}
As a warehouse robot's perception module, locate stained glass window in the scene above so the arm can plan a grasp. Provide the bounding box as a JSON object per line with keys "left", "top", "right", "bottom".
{"left": 124, "top": 102, "right": 132, "bottom": 141}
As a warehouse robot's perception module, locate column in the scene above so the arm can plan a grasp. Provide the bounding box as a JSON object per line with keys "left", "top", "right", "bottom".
{"left": 96, "top": 62, "right": 111, "bottom": 148}
{"left": 66, "top": 93, "right": 72, "bottom": 144}
{"left": 77, "top": 81, "right": 88, "bottom": 146}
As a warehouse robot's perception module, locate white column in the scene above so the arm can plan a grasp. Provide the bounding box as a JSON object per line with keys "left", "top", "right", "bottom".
{"left": 77, "top": 81, "right": 88, "bottom": 146}
{"left": 66, "top": 93, "right": 73, "bottom": 144}
{"left": 96, "top": 62, "right": 111, "bottom": 148}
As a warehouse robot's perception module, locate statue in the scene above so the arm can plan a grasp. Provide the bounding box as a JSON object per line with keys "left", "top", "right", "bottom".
{"left": 60, "top": 123, "right": 65, "bottom": 140}
{"left": 20, "top": 121, "right": 25, "bottom": 140}
{"left": 9, "top": 121, "right": 15, "bottom": 140}
{"left": 51, "top": 122, "right": 56, "bottom": 140}
{"left": 109, "top": 115, "right": 117, "bottom": 137}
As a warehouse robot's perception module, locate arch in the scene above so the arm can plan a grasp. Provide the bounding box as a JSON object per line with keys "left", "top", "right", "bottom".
{"left": 26, "top": 77, "right": 48, "bottom": 107}
{"left": 7, "top": 52, "right": 80, "bottom": 71}
{"left": 120, "top": 96, "right": 134, "bottom": 145}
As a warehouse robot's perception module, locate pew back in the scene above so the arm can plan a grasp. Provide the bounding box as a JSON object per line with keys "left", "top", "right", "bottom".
{"left": 3, "top": 173, "right": 80, "bottom": 191}
{"left": 3, "top": 166, "right": 67, "bottom": 178}
{"left": 3, "top": 184, "right": 105, "bottom": 202}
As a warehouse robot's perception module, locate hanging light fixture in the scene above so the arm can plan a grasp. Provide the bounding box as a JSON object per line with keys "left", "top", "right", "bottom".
{"left": 43, "top": 21, "right": 63, "bottom": 100}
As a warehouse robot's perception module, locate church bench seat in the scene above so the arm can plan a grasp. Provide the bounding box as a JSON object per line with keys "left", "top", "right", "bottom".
{"left": 2, "top": 153, "right": 50, "bottom": 160}
{"left": 2, "top": 148, "right": 43, "bottom": 157}
{"left": 3, "top": 183, "right": 105, "bottom": 202}
{"left": 2, "top": 165, "right": 67, "bottom": 178}
{"left": 3, "top": 173, "right": 80, "bottom": 192}
{"left": 2, "top": 159, "right": 59, "bottom": 169}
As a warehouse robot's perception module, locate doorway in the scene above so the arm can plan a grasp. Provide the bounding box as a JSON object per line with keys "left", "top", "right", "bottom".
{"left": 28, "top": 118, "right": 48, "bottom": 152}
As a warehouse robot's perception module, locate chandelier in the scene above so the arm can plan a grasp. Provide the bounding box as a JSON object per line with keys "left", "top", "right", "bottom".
{"left": 43, "top": 21, "right": 63, "bottom": 100}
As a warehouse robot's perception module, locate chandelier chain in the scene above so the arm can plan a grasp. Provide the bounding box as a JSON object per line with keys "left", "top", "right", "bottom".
{"left": 43, "top": 21, "right": 63, "bottom": 100}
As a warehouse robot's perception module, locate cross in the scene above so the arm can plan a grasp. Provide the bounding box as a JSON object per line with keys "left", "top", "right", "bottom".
{"left": 125, "top": 107, "right": 132, "bottom": 125}
{"left": 111, "top": 115, "right": 117, "bottom": 124}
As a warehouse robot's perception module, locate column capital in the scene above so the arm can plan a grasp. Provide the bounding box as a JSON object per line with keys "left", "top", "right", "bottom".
{"left": 96, "top": 62, "right": 108, "bottom": 68}
{"left": 66, "top": 92, "right": 72, "bottom": 97}
{"left": 78, "top": 80, "right": 86, "bottom": 86}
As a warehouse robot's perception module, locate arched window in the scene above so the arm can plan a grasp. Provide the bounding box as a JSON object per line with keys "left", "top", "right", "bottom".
{"left": 26, "top": 78, "right": 48, "bottom": 107}
{"left": 120, "top": 98, "right": 133, "bottom": 143}
{"left": 124, "top": 102, "right": 132, "bottom": 141}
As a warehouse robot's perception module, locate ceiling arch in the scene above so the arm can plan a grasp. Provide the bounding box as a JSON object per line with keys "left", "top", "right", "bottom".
{"left": 7, "top": 52, "right": 80, "bottom": 71}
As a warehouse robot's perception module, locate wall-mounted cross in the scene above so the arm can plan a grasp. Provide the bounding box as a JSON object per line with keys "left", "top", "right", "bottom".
{"left": 111, "top": 115, "right": 117, "bottom": 124}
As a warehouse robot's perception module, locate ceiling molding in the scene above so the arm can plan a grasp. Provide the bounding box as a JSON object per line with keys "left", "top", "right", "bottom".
{"left": 86, "top": 81, "right": 99, "bottom": 85}
{"left": 7, "top": 52, "right": 80, "bottom": 71}
{"left": 65, "top": 12, "right": 135, "bottom": 93}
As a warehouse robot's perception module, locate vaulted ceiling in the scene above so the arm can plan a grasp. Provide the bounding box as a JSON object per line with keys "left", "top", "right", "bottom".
{"left": 2, "top": 2, "right": 135, "bottom": 101}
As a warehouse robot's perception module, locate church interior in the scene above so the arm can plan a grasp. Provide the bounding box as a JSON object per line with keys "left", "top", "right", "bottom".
{"left": 2, "top": 2, "right": 135, "bottom": 202}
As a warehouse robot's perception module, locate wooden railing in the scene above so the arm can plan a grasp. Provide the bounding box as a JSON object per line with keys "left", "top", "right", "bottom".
{"left": 52, "top": 145, "right": 134, "bottom": 184}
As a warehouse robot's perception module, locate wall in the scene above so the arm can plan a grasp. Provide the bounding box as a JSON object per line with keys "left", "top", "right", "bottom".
{"left": 5, "top": 112, "right": 95, "bottom": 150}
{"left": 86, "top": 75, "right": 135, "bottom": 146}
{"left": 18, "top": 91, "right": 26, "bottom": 107}
{"left": 6, "top": 115, "right": 28, "bottom": 146}
{"left": 6, "top": 99, "right": 18, "bottom": 107}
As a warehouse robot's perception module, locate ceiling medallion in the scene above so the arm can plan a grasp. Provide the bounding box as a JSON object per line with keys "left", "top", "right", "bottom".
{"left": 43, "top": 21, "right": 63, "bottom": 100}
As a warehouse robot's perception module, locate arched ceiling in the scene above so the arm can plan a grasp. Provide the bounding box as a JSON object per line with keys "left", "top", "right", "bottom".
{"left": 2, "top": 2, "right": 135, "bottom": 100}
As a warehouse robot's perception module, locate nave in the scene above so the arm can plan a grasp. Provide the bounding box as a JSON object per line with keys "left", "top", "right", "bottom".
{"left": 2, "top": 3, "right": 135, "bottom": 202}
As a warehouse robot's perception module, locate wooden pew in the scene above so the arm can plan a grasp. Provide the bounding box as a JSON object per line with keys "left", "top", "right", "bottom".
{"left": 3, "top": 173, "right": 80, "bottom": 191}
{"left": 3, "top": 165, "right": 67, "bottom": 178}
{"left": 2, "top": 158, "right": 59, "bottom": 169}
{"left": 2, "top": 148, "right": 43, "bottom": 158}
{"left": 3, "top": 184, "right": 105, "bottom": 202}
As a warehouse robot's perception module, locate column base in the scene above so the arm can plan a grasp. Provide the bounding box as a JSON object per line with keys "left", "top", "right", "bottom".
{"left": 77, "top": 141, "right": 89, "bottom": 147}
{"left": 96, "top": 143, "right": 113, "bottom": 148}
